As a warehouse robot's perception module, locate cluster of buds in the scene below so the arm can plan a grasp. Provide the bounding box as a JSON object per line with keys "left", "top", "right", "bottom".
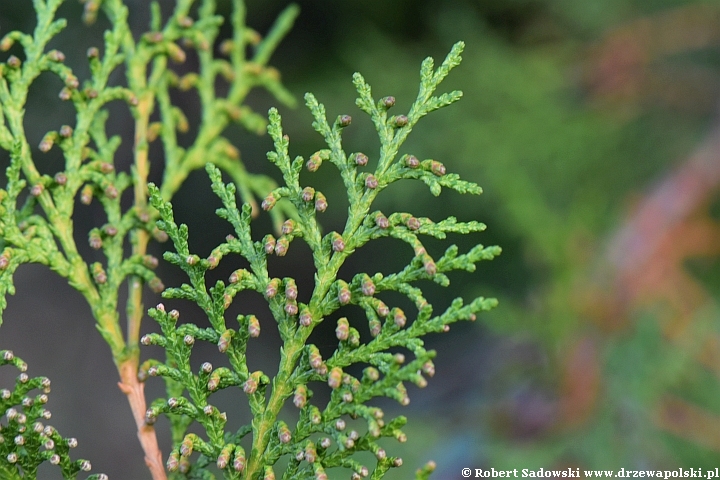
{"left": 0, "top": 352, "right": 104, "bottom": 477}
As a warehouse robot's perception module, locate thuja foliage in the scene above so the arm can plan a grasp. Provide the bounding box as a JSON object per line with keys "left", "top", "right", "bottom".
{"left": 141, "top": 42, "right": 500, "bottom": 478}
{"left": 0, "top": 0, "right": 296, "bottom": 477}
{"left": 0, "top": 351, "right": 106, "bottom": 479}
{"left": 0, "top": 0, "right": 499, "bottom": 478}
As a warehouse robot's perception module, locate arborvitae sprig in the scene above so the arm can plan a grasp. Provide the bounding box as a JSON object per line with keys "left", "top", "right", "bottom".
{"left": 0, "top": 0, "right": 296, "bottom": 476}
{"left": 0, "top": 351, "right": 106, "bottom": 480}
{"left": 144, "top": 42, "right": 500, "bottom": 478}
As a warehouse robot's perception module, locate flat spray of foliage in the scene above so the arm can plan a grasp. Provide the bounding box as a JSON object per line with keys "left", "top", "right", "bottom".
{"left": 0, "top": 0, "right": 498, "bottom": 478}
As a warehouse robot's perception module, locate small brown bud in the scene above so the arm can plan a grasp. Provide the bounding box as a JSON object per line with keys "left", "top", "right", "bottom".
{"left": 64, "top": 75, "right": 79, "bottom": 89}
{"left": 305, "top": 443, "right": 317, "bottom": 463}
{"left": 0, "top": 37, "right": 13, "bottom": 51}
{"left": 405, "top": 155, "right": 419, "bottom": 168}
{"left": 336, "top": 318, "right": 349, "bottom": 341}
{"left": 167, "top": 43, "right": 186, "bottom": 63}
{"left": 87, "top": 47, "right": 99, "bottom": 59}
{"left": 59, "top": 125, "right": 73, "bottom": 138}
{"left": 314, "top": 192, "right": 327, "bottom": 212}
{"left": 375, "top": 213, "right": 389, "bottom": 229}
{"left": 365, "top": 174, "right": 378, "bottom": 189}
{"left": 337, "top": 115, "right": 352, "bottom": 127}
{"left": 229, "top": 269, "right": 247, "bottom": 284}
{"left": 285, "top": 301, "right": 298, "bottom": 316}
{"left": 47, "top": 50, "right": 65, "bottom": 62}
{"left": 248, "top": 315, "right": 260, "bottom": 338}
{"left": 104, "top": 185, "right": 118, "bottom": 199}
{"left": 261, "top": 194, "right": 277, "bottom": 211}
{"left": 233, "top": 447, "right": 246, "bottom": 472}
{"left": 153, "top": 228, "right": 169, "bottom": 242}
{"left": 218, "top": 330, "right": 233, "bottom": 353}
{"left": 142, "top": 255, "right": 158, "bottom": 269}
{"left": 421, "top": 254, "right": 436, "bottom": 276}
{"left": 406, "top": 217, "right": 420, "bottom": 230}
{"left": 393, "top": 308, "right": 406, "bottom": 328}
{"left": 364, "top": 367, "right": 379, "bottom": 382}
{"left": 337, "top": 282, "right": 351, "bottom": 305}
{"left": 39, "top": 138, "right": 54, "bottom": 153}
{"left": 301, "top": 186, "right": 315, "bottom": 202}
{"left": 80, "top": 185, "right": 93, "bottom": 204}
{"left": 306, "top": 154, "right": 322, "bottom": 172}
{"left": 355, "top": 152, "right": 368, "bottom": 166}
{"left": 331, "top": 232, "right": 345, "bottom": 252}
{"left": 275, "top": 236, "right": 289, "bottom": 256}
{"left": 149, "top": 277, "right": 164, "bottom": 293}
{"left": 265, "top": 279, "right": 280, "bottom": 298}
{"left": 264, "top": 235, "right": 276, "bottom": 254}
{"left": 308, "top": 346, "right": 323, "bottom": 370}
{"left": 223, "top": 293, "right": 232, "bottom": 309}
{"left": 293, "top": 385, "right": 307, "bottom": 408}
{"left": 328, "top": 367, "right": 342, "bottom": 389}
{"left": 243, "top": 375, "right": 258, "bottom": 394}
{"left": 369, "top": 319, "right": 381, "bottom": 337}
{"left": 89, "top": 232, "right": 102, "bottom": 250}
{"left": 422, "top": 361, "right": 435, "bottom": 377}
{"left": 30, "top": 184, "right": 44, "bottom": 197}
{"left": 284, "top": 279, "right": 298, "bottom": 300}
{"left": 361, "top": 278, "right": 375, "bottom": 296}
{"left": 393, "top": 115, "right": 408, "bottom": 127}
{"left": 53, "top": 172, "right": 68, "bottom": 186}
{"left": 7, "top": 56, "right": 20, "bottom": 68}
{"left": 282, "top": 219, "right": 295, "bottom": 235}
{"left": 290, "top": 305, "right": 308, "bottom": 327}
{"left": 58, "top": 87, "right": 72, "bottom": 101}
{"left": 278, "top": 423, "right": 291, "bottom": 444}
{"left": 92, "top": 263, "right": 107, "bottom": 284}
{"left": 99, "top": 162, "right": 114, "bottom": 173}
{"left": 382, "top": 96, "right": 396, "bottom": 108}
{"left": 430, "top": 160, "right": 446, "bottom": 176}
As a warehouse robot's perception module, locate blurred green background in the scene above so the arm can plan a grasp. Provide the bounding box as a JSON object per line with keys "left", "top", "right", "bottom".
{"left": 3, "top": 0, "right": 720, "bottom": 478}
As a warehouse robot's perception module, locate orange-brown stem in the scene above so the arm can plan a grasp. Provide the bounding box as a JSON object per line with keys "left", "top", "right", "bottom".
{"left": 118, "top": 359, "right": 167, "bottom": 480}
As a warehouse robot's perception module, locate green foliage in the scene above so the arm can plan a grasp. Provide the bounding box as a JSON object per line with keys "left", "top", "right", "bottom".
{"left": 141, "top": 43, "right": 499, "bottom": 478}
{"left": 0, "top": 0, "right": 297, "bottom": 357}
{"left": 0, "top": 351, "right": 106, "bottom": 479}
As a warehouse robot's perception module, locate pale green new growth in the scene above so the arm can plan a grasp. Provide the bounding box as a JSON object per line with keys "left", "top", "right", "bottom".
{"left": 0, "top": 0, "right": 298, "bottom": 478}
{"left": 0, "top": 1, "right": 498, "bottom": 478}
{"left": 143, "top": 42, "right": 500, "bottom": 478}
{"left": 0, "top": 351, "right": 106, "bottom": 480}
